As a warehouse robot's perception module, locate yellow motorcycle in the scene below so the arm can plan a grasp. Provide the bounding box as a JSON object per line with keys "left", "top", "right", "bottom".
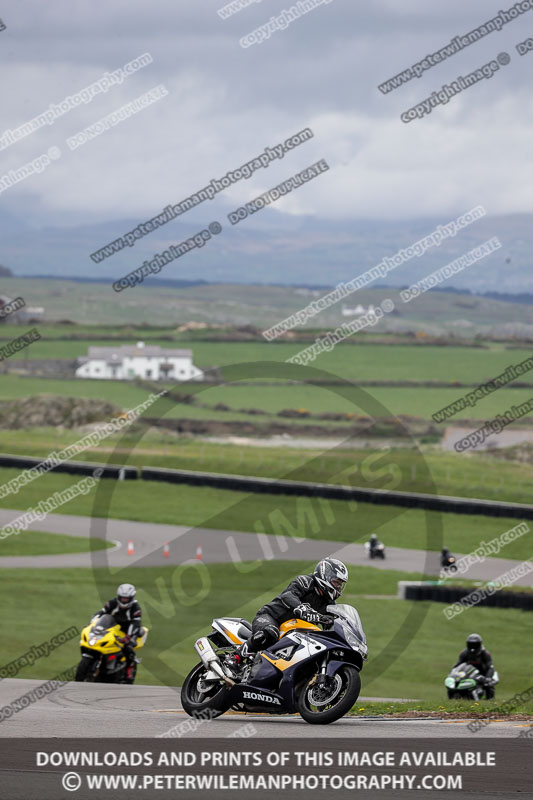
{"left": 75, "top": 614, "right": 149, "bottom": 684}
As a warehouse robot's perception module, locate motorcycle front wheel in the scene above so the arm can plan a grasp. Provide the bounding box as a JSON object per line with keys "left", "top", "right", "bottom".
{"left": 181, "top": 662, "right": 227, "bottom": 719}
{"left": 297, "top": 665, "right": 361, "bottom": 725}
{"left": 75, "top": 655, "right": 96, "bottom": 682}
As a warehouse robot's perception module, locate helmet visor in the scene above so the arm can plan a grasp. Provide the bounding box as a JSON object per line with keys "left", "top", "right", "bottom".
{"left": 331, "top": 578, "right": 346, "bottom": 595}
{"left": 119, "top": 596, "right": 132, "bottom": 606}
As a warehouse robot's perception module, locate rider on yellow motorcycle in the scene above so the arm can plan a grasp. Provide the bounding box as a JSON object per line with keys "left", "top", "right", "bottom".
{"left": 91, "top": 583, "right": 142, "bottom": 683}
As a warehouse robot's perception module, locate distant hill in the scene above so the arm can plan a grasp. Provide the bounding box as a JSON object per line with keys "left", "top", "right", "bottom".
{"left": 1, "top": 210, "right": 531, "bottom": 292}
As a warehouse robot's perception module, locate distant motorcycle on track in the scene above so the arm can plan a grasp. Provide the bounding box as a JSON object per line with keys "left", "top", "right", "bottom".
{"left": 441, "top": 548, "right": 457, "bottom": 573}
{"left": 444, "top": 662, "right": 498, "bottom": 700}
{"left": 365, "top": 535, "right": 386, "bottom": 560}
{"left": 75, "top": 614, "right": 149, "bottom": 684}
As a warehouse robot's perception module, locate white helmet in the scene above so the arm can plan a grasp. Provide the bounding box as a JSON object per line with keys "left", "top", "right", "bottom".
{"left": 117, "top": 583, "right": 136, "bottom": 609}
{"left": 313, "top": 558, "right": 348, "bottom": 601}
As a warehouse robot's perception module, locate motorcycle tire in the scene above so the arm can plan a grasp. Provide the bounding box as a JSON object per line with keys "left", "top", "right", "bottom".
{"left": 75, "top": 656, "right": 96, "bottom": 682}
{"left": 297, "top": 664, "right": 361, "bottom": 725}
{"left": 181, "top": 662, "right": 227, "bottom": 719}
{"left": 122, "top": 664, "right": 137, "bottom": 685}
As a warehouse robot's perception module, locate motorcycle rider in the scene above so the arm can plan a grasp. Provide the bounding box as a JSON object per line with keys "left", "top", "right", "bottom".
{"left": 454, "top": 633, "right": 495, "bottom": 699}
{"left": 92, "top": 583, "right": 142, "bottom": 683}
{"left": 441, "top": 547, "right": 455, "bottom": 568}
{"left": 239, "top": 558, "right": 348, "bottom": 661}
{"left": 368, "top": 533, "right": 382, "bottom": 554}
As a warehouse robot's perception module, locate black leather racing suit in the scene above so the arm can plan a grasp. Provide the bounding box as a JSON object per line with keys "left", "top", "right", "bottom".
{"left": 455, "top": 648, "right": 495, "bottom": 698}
{"left": 248, "top": 574, "right": 333, "bottom": 653}
{"left": 94, "top": 599, "right": 142, "bottom": 670}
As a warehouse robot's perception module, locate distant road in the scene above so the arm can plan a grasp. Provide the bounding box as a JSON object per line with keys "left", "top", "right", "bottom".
{"left": 0, "top": 509, "right": 529, "bottom": 586}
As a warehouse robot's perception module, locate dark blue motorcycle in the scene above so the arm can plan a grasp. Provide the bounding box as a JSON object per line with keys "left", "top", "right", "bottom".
{"left": 181, "top": 604, "right": 368, "bottom": 725}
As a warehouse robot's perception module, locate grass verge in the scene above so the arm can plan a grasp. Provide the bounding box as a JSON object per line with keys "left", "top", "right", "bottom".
{"left": 0, "top": 562, "right": 530, "bottom": 711}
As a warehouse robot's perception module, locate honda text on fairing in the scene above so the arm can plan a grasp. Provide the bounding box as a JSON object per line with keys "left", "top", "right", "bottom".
{"left": 180, "top": 604, "right": 368, "bottom": 725}
{"left": 75, "top": 614, "right": 149, "bottom": 683}
{"left": 444, "top": 662, "right": 499, "bottom": 700}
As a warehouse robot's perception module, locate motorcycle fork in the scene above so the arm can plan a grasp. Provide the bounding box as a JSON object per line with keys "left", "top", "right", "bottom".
{"left": 93, "top": 656, "right": 102, "bottom": 679}
{"left": 315, "top": 655, "right": 329, "bottom": 688}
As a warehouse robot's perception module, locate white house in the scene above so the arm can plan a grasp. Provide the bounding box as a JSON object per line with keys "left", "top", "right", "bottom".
{"left": 75, "top": 342, "right": 204, "bottom": 381}
{"left": 341, "top": 304, "right": 373, "bottom": 316}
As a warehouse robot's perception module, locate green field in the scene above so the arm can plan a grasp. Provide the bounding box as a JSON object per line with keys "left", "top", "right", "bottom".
{"left": 3, "top": 334, "right": 533, "bottom": 387}
{"left": 0, "top": 368, "right": 533, "bottom": 428}
{"left": 1, "top": 430, "right": 532, "bottom": 505}
{"left": 0, "top": 469, "right": 530, "bottom": 563}
{"left": 3, "top": 276, "right": 533, "bottom": 331}
{"left": 0, "top": 562, "right": 530, "bottom": 708}
{"left": 0, "top": 530, "right": 112, "bottom": 556}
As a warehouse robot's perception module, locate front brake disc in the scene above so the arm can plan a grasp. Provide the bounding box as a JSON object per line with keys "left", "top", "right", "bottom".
{"left": 307, "top": 673, "right": 342, "bottom": 707}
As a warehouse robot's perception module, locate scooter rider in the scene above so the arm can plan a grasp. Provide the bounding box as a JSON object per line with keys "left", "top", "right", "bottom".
{"left": 455, "top": 633, "right": 496, "bottom": 699}
{"left": 240, "top": 558, "right": 348, "bottom": 658}
{"left": 441, "top": 547, "right": 454, "bottom": 567}
{"left": 93, "top": 583, "right": 142, "bottom": 683}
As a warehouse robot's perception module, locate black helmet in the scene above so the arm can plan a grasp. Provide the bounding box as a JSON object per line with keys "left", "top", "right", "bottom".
{"left": 117, "top": 583, "right": 136, "bottom": 609}
{"left": 313, "top": 558, "right": 348, "bottom": 601}
{"left": 466, "top": 633, "right": 482, "bottom": 655}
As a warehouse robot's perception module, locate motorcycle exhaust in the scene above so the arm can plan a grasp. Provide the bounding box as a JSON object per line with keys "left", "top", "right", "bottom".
{"left": 195, "top": 637, "right": 234, "bottom": 687}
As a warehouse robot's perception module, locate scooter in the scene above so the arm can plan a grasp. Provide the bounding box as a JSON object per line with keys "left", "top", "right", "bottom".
{"left": 181, "top": 604, "right": 368, "bottom": 725}
{"left": 441, "top": 553, "right": 458, "bottom": 572}
{"left": 75, "top": 614, "right": 149, "bottom": 684}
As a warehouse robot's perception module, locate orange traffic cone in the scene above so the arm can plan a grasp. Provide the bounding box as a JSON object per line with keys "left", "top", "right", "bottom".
{"left": 127, "top": 539, "right": 134, "bottom": 556}
{"left": 163, "top": 542, "right": 170, "bottom": 558}
{"left": 196, "top": 545, "right": 203, "bottom": 561}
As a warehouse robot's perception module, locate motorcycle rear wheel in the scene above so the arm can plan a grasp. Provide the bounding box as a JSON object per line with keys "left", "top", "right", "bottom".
{"left": 181, "top": 662, "right": 227, "bottom": 719}
{"left": 297, "top": 665, "right": 361, "bottom": 725}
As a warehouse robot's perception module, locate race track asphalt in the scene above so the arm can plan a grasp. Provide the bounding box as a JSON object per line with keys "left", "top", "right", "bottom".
{"left": 0, "top": 679, "right": 527, "bottom": 739}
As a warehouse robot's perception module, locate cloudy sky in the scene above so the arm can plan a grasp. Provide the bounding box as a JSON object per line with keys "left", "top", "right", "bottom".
{"left": 0, "top": 0, "right": 531, "bottom": 282}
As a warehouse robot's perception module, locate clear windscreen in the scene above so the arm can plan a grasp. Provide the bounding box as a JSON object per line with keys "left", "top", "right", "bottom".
{"left": 92, "top": 614, "right": 117, "bottom": 632}
{"left": 327, "top": 603, "right": 366, "bottom": 645}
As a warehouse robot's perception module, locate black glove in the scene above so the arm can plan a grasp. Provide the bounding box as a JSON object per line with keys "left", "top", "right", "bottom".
{"left": 294, "top": 604, "right": 321, "bottom": 623}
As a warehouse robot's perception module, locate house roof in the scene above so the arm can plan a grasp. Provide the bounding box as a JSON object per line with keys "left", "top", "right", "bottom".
{"left": 85, "top": 345, "right": 193, "bottom": 359}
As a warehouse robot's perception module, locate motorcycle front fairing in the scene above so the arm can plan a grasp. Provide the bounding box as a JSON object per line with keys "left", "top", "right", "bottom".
{"left": 224, "top": 630, "right": 330, "bottom": 713}
{"left": 231, "top": 604, "right": 368, "bottom": 713}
